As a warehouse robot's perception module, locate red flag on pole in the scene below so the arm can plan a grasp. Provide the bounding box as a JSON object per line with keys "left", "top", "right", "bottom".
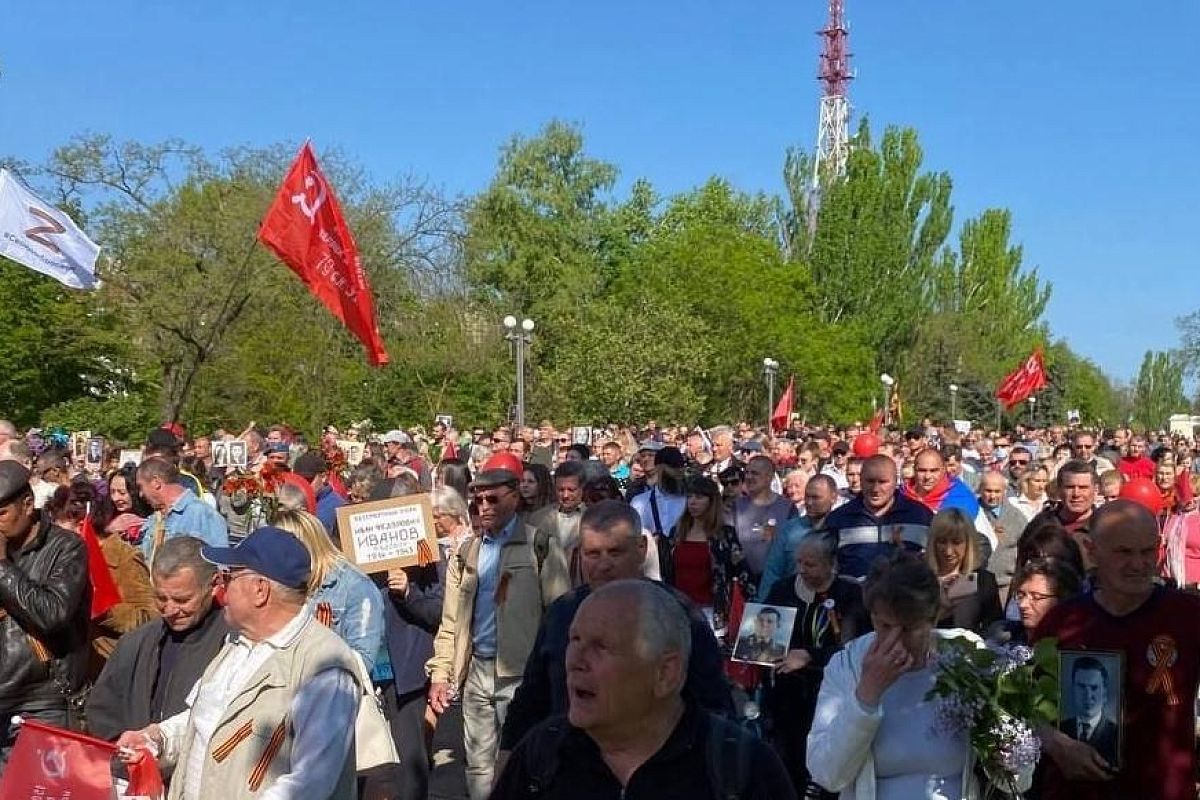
{"left": 258, "top": 142, "right": 389, "bottom": 366}
{"left": 867, "top": 408, "right": 885, "bottom": 434}
{"left": 770, "top": 376, "right": 795, "bottom": 433}
{"left": 995, "top": 348, "right": 1049, "bottom": 410}
{"left": 81, "top": 515, "right": 121, "bottom": 620}
{"left": 0, "top": 718, "right": 115, "bottom": 800}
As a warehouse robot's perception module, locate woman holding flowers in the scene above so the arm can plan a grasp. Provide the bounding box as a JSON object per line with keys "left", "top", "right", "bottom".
{"left": 807, "top": 556, "right": 981, "bottom": 799}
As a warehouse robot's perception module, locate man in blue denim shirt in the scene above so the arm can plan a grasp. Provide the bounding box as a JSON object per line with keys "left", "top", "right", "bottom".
{"left": 136, "top": 457, "right": 229, "bottom": 562}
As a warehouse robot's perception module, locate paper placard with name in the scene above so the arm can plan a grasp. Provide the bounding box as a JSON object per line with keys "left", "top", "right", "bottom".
{"left": 336, "top": 494, "right": 438, "bottom": 574}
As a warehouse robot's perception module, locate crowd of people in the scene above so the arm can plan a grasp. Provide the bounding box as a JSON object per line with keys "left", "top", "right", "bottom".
{"left": 0, "top": 415, "right": 1198, "bottom": 799}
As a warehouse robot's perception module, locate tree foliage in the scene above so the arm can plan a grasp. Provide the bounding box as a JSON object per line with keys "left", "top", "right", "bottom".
{"left": 1131, "top": 350, "right": 1186, "bottom": 431}
{"left": 0, "top": 120, "right": 1123, "bottom": 436}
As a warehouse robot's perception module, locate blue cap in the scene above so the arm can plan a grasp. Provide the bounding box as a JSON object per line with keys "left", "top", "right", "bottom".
{"left": 264, "top": 442, "right": 290, "bottom": 456}
{"left": 202, "top": 526, "right": 311, "bottom": 589}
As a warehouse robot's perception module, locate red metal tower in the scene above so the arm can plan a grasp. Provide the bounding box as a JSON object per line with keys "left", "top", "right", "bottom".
{"left": 813, "top": 0, "right": 853, "bottom": 186}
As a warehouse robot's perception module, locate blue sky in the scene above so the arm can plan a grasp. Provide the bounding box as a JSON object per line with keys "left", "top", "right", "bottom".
{"left": 3, "top": 1, "right": 1197, "bottom": 383}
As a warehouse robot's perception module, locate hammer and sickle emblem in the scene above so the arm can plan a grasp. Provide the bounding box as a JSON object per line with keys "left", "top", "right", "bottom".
{"left": 40, "top": 747, "right": 67, "bottom": 778}
{"left": 290, "top": 173, "right": 327, "bottom": 222}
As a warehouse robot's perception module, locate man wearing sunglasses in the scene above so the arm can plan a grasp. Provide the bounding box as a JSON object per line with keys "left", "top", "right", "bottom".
{"left": 116, "top": 526, "right": 361, "bottom": 799}
{"left": 1005, "top": 445, "right": 1034, "bottom": 496}
{"left": 426, "top": 453, "right": 568, "bottom": 800}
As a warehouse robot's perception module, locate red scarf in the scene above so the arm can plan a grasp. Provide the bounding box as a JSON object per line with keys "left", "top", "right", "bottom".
{"left": 903, "top": 474, "right": 951, "bottom": 512}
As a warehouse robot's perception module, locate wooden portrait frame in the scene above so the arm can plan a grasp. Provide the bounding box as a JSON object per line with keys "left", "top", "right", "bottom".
{"left": 336, "top": 493, "right": 439, "bottom": 575}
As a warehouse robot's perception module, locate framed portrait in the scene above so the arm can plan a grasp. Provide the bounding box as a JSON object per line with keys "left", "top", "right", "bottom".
{"left": 731, "top": 602, "right": 797, "bottom": 666}
{"left": 1057, "top": 649, "right": 1124, "bottom": 770}
{"left": 228, "top": 440, "right": 248, "bottom": 469}
{"left": 85, "top": 436, "right": 105, "bottom": 468}
{"left": 71, "top": 431, "right": 91, "bottom": 459}
{"left": 571, "top": 426, "right": 591, "bottom": 445}
{"left": 211, "top": 440, "right": 230, "bottom": 469}
{"left": 337, "top": 439, "right": 365, "bottom": 466}
{"left": 117, "top": 448, "right": 143, "bottom": 468}
{"left": 435, "top": 414, "right": 453, "bottom": 429}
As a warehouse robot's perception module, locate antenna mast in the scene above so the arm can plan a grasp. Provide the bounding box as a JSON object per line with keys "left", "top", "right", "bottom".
{"left": 813, "top": 0, "right": 852, "bottom": 187}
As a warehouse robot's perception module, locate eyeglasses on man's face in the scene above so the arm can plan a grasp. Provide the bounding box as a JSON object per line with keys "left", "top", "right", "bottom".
{"left": 218, "top": 568, "right": 257, "bottom": 586}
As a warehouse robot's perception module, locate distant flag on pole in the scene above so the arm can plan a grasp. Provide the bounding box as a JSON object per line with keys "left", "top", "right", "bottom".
{"left": 0, "top": 169, "right": 100, "bottom": 289}
{"left": 995, "top": 348, "right": 1048, "bottom": 410}
{"left": 257, "top": 143, "right": 389, "bottom": 366}
{"left": 771, "top": 375, "right": 795, "bottom": 434}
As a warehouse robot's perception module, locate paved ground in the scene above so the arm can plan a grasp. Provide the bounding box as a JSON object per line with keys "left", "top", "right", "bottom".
{"left": 428, "top": 701, "right": 469, "bottom": 800}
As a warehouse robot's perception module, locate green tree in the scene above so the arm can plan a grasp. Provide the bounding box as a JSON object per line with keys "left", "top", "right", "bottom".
{"left": 1132, "top": 350, "right": 1186, "bottom": 431}
{"left": 785, "top": 122, "right": 954, "bottom": 372}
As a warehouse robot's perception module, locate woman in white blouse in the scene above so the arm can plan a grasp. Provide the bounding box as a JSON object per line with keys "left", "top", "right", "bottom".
{"left": 807, "top": 557, "right": 981, "bottom": 800}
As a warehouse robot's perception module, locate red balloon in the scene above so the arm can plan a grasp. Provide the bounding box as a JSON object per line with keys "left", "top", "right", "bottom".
{"left": 1119, "top": 477, "right": 1162, "bottom": 515}
{"left": 852, "top": 433, "right": 881, "bottom": 459}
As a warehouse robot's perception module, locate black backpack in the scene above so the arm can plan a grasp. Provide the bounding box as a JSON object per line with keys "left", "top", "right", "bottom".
{"left": 522, "top": 712, "right": 753, "bottom": 800}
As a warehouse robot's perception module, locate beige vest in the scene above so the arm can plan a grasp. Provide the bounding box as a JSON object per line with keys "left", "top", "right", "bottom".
{"left": 167, "top": 616, "right": 359, "bottom": 800}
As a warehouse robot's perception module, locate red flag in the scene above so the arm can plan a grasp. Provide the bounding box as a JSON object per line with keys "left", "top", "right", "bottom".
{"left": 81, "top": 515, "right": 121, "bottom": 620}
{"left": 125, "top": 748, "right": 165, "bottom": 800}
{"left": 867, "top": 408, "right": 885, "bottom": 434}
{"left": 258, "top": 142, "right": 389, "bottom": 366}
{"left": 770, "top": 376, "right": 795, "bottom": 433}
{"left": 0, "top": 718, "right": 115, "bottom": 800}
{"left": 995, "top": 348, "right": 1048, "bottom": 410}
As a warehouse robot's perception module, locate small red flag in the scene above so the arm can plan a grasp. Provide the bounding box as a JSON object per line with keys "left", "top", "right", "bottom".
{"left": 770, "top": 376, "right": 795, "bottom": 434}
{"left": 0, "top": 718, "right": 115, "bottom": 800}
{"left": 81, "top": 515, "right": 122, "bottom": 620}
{"left": 867, "top": 408, "right": 885, "bottom": 434}
{"left": 258, "top": 142, "right": 389, "bottom": 366}
{"left": 995, "top": 348, "right": 1048, "bottom": 410}
{"left": 125, "top": 747, "right": 165, "bottom": 799}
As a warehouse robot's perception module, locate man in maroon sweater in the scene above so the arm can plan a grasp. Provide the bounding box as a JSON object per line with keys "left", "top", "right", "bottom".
{"left": 1117, "top": 435, "right": 1156, "bottom": 482}
{"left": 1035, "top": 499, "right": 1200, "bottom": 800}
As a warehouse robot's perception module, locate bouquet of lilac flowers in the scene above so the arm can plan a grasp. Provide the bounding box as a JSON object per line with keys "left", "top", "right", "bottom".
{"left": 927, "top": 636, "right": 1059, "bottom": 798}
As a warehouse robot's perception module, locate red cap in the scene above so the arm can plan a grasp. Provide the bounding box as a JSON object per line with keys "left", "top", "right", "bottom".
{"left": 473, "top": 452, "right": 525, "bottom": 488}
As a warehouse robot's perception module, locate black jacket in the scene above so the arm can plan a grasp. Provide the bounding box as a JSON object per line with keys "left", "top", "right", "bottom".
{"left": 375, "top": 558, "right": 445, "bottom": 696}
{"left": 493, "top": 701, "right": 797, "bottom": 800}
{"left": 500, "top": 581, "right": 734, "bottom": 751}
{"left": 86, "top": 606, "right": 229, "bottom": 740}
{"left": 0, "top": 520, "right": 91, "bottom": 710}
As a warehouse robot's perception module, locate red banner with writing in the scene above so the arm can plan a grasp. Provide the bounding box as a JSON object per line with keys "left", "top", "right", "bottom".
{"left": 995, "top": 348, "right": 1048, "bottom": 409}
{"left": 0, "top": 718, "right": 115, "bottom": 800}
{"left": 258, "top": 142, "right": 389, "bottom": 366}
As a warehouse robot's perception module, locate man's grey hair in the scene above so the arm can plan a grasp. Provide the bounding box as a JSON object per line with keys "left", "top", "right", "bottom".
{"left": 150, "top": 535, "right": 217, "bottom": 585}
{"left": 0, "top": 420, "right": 17, "bottom": 439}
{"left": 589, "top": 579, "right": 692, "bottom": 666}
{"left": 580, "top": 500, "right": 642, "bottom": 542}
{"left": 271, "top": 581, "right": 310, "bottom": 605}
{"left": 708, "top": 425, "right": 733, "bottom": 444}
{"left": 275, "top": 481, "right": 309, "bottom": 513}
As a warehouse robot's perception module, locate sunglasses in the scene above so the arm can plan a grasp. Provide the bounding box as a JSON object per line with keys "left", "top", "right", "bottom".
{"left": 1010, "top": 458, "right": 1030, "bottom": 465}
{"left": 472, "top": 489, "right": 514, "bottom": 506}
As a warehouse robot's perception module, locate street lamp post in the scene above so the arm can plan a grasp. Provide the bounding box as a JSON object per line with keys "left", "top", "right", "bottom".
{"left": 762, "top": 358, "right": 780, "bottom": 428}
{"left": 880, "top": 373, "right": 895, "bottom": 425}
{"left": 504, "top": 315, "right": 535, "bottom": 428}
{"left": 949, "top": 384, "right": 959, "bottom": 420}
{"left": 1028, "top": 395, "right": 1037, "bottom": 427}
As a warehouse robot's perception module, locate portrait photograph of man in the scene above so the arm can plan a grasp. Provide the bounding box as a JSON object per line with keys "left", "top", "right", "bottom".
{"left": 1058, "top": 650, "right": 1123, "bottom": 769}
{"left": 732, "top": 603, "right": 796, "bottom": 666}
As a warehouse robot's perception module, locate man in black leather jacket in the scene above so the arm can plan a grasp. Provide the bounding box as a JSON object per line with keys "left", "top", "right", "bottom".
{"left": 0, "top": 462, "right": 90, "bottom": 765}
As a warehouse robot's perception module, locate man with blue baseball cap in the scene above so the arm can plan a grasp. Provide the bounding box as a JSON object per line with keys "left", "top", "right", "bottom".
{"left": 117, "top": 526, "right": 362, "bottom": 799}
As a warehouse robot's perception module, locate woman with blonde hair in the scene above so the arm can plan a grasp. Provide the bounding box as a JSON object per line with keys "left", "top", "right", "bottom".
{"left": 925, "top": 508, "right": 1003, "bottom": 634}
{"left": 271, "top": 509, "right": 384, "bottom": 671}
